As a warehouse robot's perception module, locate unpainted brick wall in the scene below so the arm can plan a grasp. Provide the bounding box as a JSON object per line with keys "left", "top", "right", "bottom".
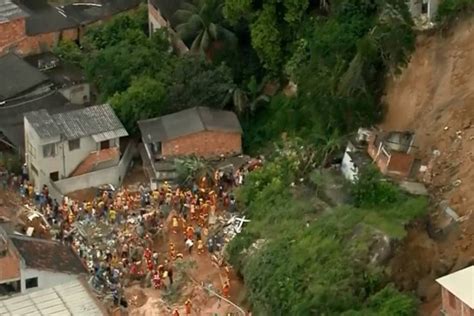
{"left": 162, "top": 131, "right": 242, "bottom": 158}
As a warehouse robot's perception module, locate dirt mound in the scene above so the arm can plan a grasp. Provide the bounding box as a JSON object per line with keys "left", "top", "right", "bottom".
{"left": 383, "top": 17, "right": 474, "bottom": 315}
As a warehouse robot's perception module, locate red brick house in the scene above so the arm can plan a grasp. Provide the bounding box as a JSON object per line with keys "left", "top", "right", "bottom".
{"left": 436, "top": 266, "right": 474, "bottom": 316}
{"left": 138, "top": 107, "right": 242, "bottom": 184}
{"left": 0, "top": 0, "right": 140, "bottom": 57}
{"left": 365, "top": 129, "right": 417, "bottom": 179}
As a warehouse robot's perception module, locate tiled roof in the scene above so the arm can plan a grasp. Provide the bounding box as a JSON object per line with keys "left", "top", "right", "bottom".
{"left": 0, "top": 279, "right": 104, "bottom": 315}
{"left": 25, "top": 104, "right": 128, "bottom": 141}
{"left": 138, "top": 107, "right": 242, "bottom": 143}
{"left": 0, "top": 0, "right": 28, "bottom": 23}
{"left": 9, "top": 234, "right": 87, "bottom": 274}
{"left": 0, "top": 92, "right": 83, "bottom": 149}
{"left": 0, "top": 53, "right": 49, "bottom": 101}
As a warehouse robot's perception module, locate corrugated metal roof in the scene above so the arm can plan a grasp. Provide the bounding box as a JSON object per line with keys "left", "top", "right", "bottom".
{"left": 138, "top": 106, "right": 242, "bottom": 143}
{"left": 92, "top": 128, "right": 128, "bottom": 142}
{"left": 0, "top": 0, "right": 28, "bottom": 23}
{"left": 25, "top": 104, "right": 128, "bottom": 141}
{"left": 0, "top": 279, "right": 104, "bottom": 315}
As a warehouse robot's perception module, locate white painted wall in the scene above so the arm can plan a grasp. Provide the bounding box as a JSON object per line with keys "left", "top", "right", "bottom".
{"left": 341, "top": 151, "right": 359, "bottom": 183}
{"left": 20, "top": 268, "right": 79, "bottom": 294}
{"left": 54, "top": 143, "right": 136, "bottom": 195}
{"left": 25, "top": 116, "right": 124, "bottom": 192}
{"left": 409, "top": 0, "right": 440, "bottom": 21}
{"left": 59, "top": 83, "right": 91, "bottom": 105}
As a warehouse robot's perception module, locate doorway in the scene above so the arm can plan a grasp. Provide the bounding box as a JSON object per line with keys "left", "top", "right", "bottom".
{"left": 100, "top": 140, "right": 110, "bottom": 150}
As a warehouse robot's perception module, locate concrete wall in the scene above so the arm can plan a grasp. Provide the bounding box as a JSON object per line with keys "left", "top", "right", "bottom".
{"left": 54, "top": 142, "right": 136, "bottom": 195}
{"left": 20, "top": 268, "right": 79, "bottom": 294}
{"left": 162, "top": 131, "right": 242, "bottom": 158}
{"left": 441, "top": 287, "right": 474, "bottom": 316}
{"left": 148, "top": 1, "right": 167, "bottom": 33}
{"left": 59, "top": 83, "right": 91, "bottom": 105}
{"left": 408, "top": 0, "right": 440, "bottom": 21}
{"left": 341, "top": 151, "right": 358, "bottom": 182}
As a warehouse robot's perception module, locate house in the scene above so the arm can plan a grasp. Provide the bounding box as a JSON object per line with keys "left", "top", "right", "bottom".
{"left": 0, "top": 279, "right": 105, "bottom": 315}
{"left": 341, "top": 128, "right": 419, "bottom": 182}
{"left": 24, "top": 104, "right": 132, "bottom": 195}
{"left": 0, "top": 91, "right": 83, "bottom": 154}
{"left": 0, "top": 0, "right": 141, "bottom": 57}
{"left": 0, "top": 227, "right": 88, "bottom": 295}
{"left": 138, "top": 107, "right": 242, "bottom": 185}
{"left": 0, "top": 51, "right": 92, "bottom": 153}
{"left": 408, "top": 0, "right": 440, "bottom": 22}
{"left": 436, "top": 266, "right": 474, "bottom": 316}
{"left": 366, "top": 129, "right": 417, "bottom": 179}
{"left": 147, "top": 0, "right": 189, "bottom": 54}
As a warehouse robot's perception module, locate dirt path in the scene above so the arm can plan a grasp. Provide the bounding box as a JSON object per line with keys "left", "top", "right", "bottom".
{"left": 382, "top": 17, "right": 474, "bottom": 315}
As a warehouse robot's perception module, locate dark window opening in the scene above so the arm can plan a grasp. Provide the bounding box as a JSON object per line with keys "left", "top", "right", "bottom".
{"left": 421, "top": 1, "right": 428, "bottom": 14}
{"left": 68, "top": 139, "right": 80, "bottom": 151}
{"left": 25, "top": 277, "right": 38, "bottom": 289}
{"left": 100, "top": 140, "right": 110, "bottom": 150}
{"left": 50, "top": 171, "right": 59, "bottom": 182}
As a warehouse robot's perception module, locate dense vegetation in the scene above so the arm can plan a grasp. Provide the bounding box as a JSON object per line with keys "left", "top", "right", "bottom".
{"left": 53, "top": 0, "right": 428, "bottom": 314}
{"left": 437, "top": 0, "right": 474, "bottom": 25}
{"left": 227, "top": 139, "right": 427, "bottom": 314}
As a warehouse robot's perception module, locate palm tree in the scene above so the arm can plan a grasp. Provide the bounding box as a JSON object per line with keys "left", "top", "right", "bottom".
{"left": 174, "top": 0, "right": 237, "bottom": 54}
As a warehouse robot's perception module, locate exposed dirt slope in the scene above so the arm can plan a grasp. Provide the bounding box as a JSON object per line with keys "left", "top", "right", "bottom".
{"left": 382, "top": 18, "right": 474, "bottom": 315}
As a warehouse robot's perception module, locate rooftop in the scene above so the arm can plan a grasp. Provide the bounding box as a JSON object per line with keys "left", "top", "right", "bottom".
{"left": 25, "top": 103, "right": 128, "bottom": 141}
{"left": 0, "top": 92, "right": 82, "bottom": 149}
{"left": 13, "top": 0, "right": 140, "bottom": 35}
{"left": 9, "top": 234, "right": 87, "bottom": 274}
{"left": 436, "top": 265, "right": 474, "bottom": 308}
{"left": 138, "top": 106, "right": 242, "bottom": 143}
{"left": 24, "top": 52, "right": 86, "bottom": 87}
{"left": 0, "top": 0, "right": 28, "bottom": 23}
{"left": 0, "top": 53, "right": 49, "bottom": 101}
{"left": 0, "top": 279, "right": 104, "bottom": 315}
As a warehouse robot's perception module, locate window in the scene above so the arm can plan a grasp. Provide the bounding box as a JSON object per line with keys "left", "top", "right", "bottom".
{"left": 421, "top": 0, "right": 428, "bottom": 14}
{"left": 100, "top": 140, "right": 110, "bottom": 150}
{"left": 449, "top": 291, "right": 457, "bottom": 309}
{"left": 43, "top": 143, "right": 56, "bottom": 158}
{"left": 50, "top": 171, "right": 59, "bottom": 181}
{"left": 25, "top": 277, "right": 38, "bottom": 289}
{"left": 68, "top": 139, "right": 80, "bottom": 151}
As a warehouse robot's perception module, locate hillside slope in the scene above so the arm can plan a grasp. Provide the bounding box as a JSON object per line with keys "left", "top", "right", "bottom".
{"left": 382, "top": 18, "right": 474, "bottom": 315}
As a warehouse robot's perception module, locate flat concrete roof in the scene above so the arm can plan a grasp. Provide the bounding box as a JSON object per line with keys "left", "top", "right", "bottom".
{"left": 436, "top": 265, "right": 474, "bottom": 309}
{"left": 0, "top": 279, "right": 104, "bottom": 315}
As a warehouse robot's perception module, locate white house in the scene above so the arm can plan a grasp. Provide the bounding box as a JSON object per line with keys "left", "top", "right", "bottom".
{"left": 24, "top": 104, "right": 129, "bottom": 195}
{"left": 0, "top": 227, "right": 88, "bottom": 296}
{"left": 408, "top": 0, "right": 440, "bottom": 22}
{"left": 341, "top": 134, "right": 372, "bottom": 182}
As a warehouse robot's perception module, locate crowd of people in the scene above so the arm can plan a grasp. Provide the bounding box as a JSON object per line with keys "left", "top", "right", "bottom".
{"left": 2, "top": 158, "right": 263, "bottom": 314}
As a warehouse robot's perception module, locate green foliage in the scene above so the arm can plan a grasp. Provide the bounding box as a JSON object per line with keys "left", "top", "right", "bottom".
{"left": 109, "top": 76, "right": 167, "bottom": 134}
{"left": 350, "top": 165, "right": 401, "bottom": 207}
{"left": 164, "top": 56, "right": 235, "bottom": 110}
{"left": 174, "top": 0, "right": 236, "bottom": 54}
{"left": 436, "top": 0, "right": 474, "bottom": 24}
{"left": 83, "top": 4, "right": 148, "bottom": 50}
{"left": 224, "top": 0, "right": 309, "bottom": 73}
{"left": 227, "top": 142, "right": 424, "bottom": 314}
{"left": 52, "top": 40, "right": 83, "bottom": 66}
{"left": 174, "top": 156, "right": 214, "bottom": 187}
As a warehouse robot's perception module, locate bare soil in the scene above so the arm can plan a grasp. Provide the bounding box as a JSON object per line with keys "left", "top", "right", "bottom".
{"left": 382, "top": 17, "right": 474, "bottom": 315}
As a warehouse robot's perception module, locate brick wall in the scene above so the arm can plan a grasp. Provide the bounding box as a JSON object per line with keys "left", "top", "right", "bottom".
{"left": 0, "top": 243, "right": 21, "bottom": 282}
{"left": 386, "top": 152, "right": 414, "bottom": 178}
{"left": 162, "top": 131, "right": 242, "bottom": 158}
{"left": 441, "top": 287, "right": 474, "bottom": 316}
{"left": 0, "top": 17, "right": 81, "bottom": 57}
{"left": 0, "top": 18, "right": 27, "bottom": 54}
